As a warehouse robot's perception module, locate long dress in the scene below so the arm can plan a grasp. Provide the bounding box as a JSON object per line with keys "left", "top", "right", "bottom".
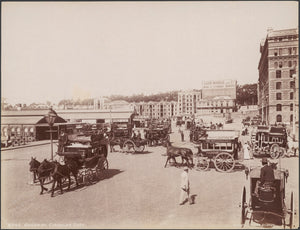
{"left": 243, "top": 143, "right": 250, "bottom": 160}
{"left": 179, "top": 171, "right": 190, "bottom": 204}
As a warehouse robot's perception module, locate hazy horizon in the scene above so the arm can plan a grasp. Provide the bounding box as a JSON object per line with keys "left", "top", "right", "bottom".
{"left": 2, "top": 1, "right": 298, "bottom": 105}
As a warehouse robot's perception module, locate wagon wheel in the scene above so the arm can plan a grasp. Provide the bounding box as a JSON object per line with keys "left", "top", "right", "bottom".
{"left": 123, "top": 140, "right": 135, "bottom": 153}
{"left": 241, "top": 186, "right": 247, "bottom": 226}
{"left": 85, "top": 168, "right": 94, "bottom": 184}
{"left": 289, "top": 191, "right": 294, "bottom": 229}
{"left": 270, "top": 144, "right": 280, "bottom": 159}
{"left": 96, "top": 158, "right": 108, "bottom": 179}
{"left": 214, "top": 152, "right": 235, "bottom": 172}
{"left": 78, "top": 170, "right": 84, "bottom": 184}
{"left": 134, "top": 144, "right": 145, "bottom": 153}
{"left": 195, "top": 156, "right": 209, "bottom": 171}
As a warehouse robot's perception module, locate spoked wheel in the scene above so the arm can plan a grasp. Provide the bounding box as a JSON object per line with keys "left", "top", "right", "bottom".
{"left": 270, "top": 144, "right": 280, "bottom": 159}
{"left": 214, "top": 152, "right": 235, "bottom": 172}
{"left": 85, "top": 168, "right": 94, "bottom": 184}
{"left": 195, "top": 156, "right": 209, "bottom": 171}
{"left": 241, "top": 186, "right": 247, "bottom": 226}
{"left": 289, "top": 191, "right": 294, "bottom": 229}
{"left": 134, "top": 144, "right": 145, "bottom": 153}
{"left": 123, "top": 140, "right": 135, "bottom": 153}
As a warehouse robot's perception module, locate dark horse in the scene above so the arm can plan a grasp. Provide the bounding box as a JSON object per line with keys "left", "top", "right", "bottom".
{"left": 29, "top": 157, "right": 41, "bottom": 183}
{"left": 50, "top": 159, "right": 79, "bottom": 197}
{"left": 37, "top": 159, "right": 56, "bottom": 195}
{"left": 164, "top": 141, "right": 193, "bottom": 168}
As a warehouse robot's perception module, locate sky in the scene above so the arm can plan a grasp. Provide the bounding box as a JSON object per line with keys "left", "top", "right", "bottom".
{"left": 1, "top": 1, "right": 298, "bottom": 105}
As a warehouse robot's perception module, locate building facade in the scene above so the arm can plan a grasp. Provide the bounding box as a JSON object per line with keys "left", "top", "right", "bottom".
{"left": 133, "top": 101, "right": 178, "bottom": 119}
{"left": 177, "top": 90, "right": 202, "bottom": 115}
{"left": 196, "top": 79, "right": 237, "bottom": 114}
{"left": 258, "top": 28, "right": 298, "bottom": 125}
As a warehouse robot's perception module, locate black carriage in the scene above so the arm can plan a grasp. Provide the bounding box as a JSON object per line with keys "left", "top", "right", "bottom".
{"left": 109, "top": 124, "right": 147, "bottom": 153}
{"left": 194, "top": 130, "right": 240, "bottom": 172}
{"left": 57, "top": 126, "right": 109, "bottom": 184}
{"left": 240, "top": 166, "right": 295, "bottom": 228}
{"left": 251, "top": 126, "right": 288, "bottom": 159}
{"left": 144, "top": 127, "right": 170, "bottom": 146}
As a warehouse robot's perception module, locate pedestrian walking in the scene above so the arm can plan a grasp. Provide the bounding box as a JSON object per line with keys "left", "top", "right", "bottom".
{"left": 179, "top": 166, "right": 192, "bottom": 205}
{"left": 243, "top": 142, "right": 251, "bottom": 160}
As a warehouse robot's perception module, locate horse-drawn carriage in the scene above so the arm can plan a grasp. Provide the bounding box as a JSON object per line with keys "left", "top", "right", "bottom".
{"left": 194, "top": 130, "right": 240, "bottom": 172}
{"left": 251, "top": 126, "right": 288, "bottom": 159}
{"left": 57, "top": 127, "right": 109, "bottom": 184}
{"left": 240, "top": 165, "right": 295, "bottom": 228}
{"left": 144, "top": 127, "right": 170, "bottom": 146}
{"left": 109, "top": 124, "right": 147, "bottom": 153}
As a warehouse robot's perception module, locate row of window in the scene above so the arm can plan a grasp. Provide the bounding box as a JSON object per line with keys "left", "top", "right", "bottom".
{"left": 273, "top": 47, "right": 297, "bottom": 56}
{"left": 274, "top": 60, "right": 297, "bottom": 69}
{"left": 275, "top": 69, "right": 296, "bottom": 78}
{"left": 275, "top": 81, "right": 295, "bottom": 89}
{"left": 276, "top": 104, "right": 294, "bottom": 111}
{"left": 276, "top": 114, "right": 294, "bottom": 122}
{"left": 270, "top": 36, "right": 298, "bottom": 42}
{"left": 276, "top": 92, "right": 294, "bottom": 100}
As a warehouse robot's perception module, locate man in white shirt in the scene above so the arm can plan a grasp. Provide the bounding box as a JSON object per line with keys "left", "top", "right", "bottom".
{"left": 179, "top": 166, "right": 192, "bottom": 205}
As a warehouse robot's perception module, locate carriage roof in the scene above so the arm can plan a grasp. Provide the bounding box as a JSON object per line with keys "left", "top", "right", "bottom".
{"left": 249, "top": 166, "right": 286, "bottom": 181}
{"left": 199, "top": 130, "right": 239, "bottom": 141}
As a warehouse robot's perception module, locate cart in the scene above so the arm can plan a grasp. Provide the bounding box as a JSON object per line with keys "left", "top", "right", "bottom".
{"left": 240, "top": 165, "right": 295, "bottom": 228}
{"left": 194, "top": 130, "right": 240, "bottom": 172}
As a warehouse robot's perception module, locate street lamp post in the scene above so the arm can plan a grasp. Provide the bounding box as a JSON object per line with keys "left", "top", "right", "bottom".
{"left": 45, "top": 107, "right": 58, "bottom": 160}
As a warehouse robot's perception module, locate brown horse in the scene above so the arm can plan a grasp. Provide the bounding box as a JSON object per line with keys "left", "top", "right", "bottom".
{"left": 164, "top": 141, "right": 193, "bottom": 168}
{"left": 29, "top": 157, "right": 41, "bottom": 183}
{"left": 50, "top": 159, "right": 79, "bottom": 197}
{"left": 37, "top": 159, "right": 56, "bottom": 195}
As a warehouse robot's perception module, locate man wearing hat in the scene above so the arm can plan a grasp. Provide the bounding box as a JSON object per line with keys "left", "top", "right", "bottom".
{"left": 254, "top": 157, "right": 275, "bottom": 196}
{"left": 179, "top": 166, "right": 192, "bottom": 205}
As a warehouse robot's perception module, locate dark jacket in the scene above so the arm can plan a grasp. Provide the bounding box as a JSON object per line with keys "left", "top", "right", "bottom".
{"left": 260, "top": 165, "right": 275, "bottom": 185}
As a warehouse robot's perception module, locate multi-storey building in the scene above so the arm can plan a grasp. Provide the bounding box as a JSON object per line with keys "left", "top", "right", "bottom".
{"left": 196, "top": 79, "right": 237, "bottom": 114}
{"left": 258, "top": 28, "right": 298, "bottom": 125}
{"left": 177, "top": 90, "right": 202, "bottom": 115}
{"left": 134, "top": 101, "right": 178, "bottom": 119}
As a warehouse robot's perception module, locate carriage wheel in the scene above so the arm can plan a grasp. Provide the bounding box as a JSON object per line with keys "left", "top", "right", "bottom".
{"left": 195, "top": 156, "right": 209, "bottom": 171}
{"left": 270, "top": 144, "right": 280, "bottom": 159}
{"left": 134, "top": 144, "right": 145, "bottom": 153}
{"left": 85, "top": 169, "right": 94, "bottom": 184}
{"left": 96, "top": 158, "right": 108, "bottom": 179}
{"left": 123, "top": 140, "right": 135, "bottom": 153}
{"left": 214, "top": 152, "right": 235, "bottom": 172}
{"left": 241, "top": 186, "right": 247, "bottom": 226}
{"left": 289, "top": 191, "right": 294, "bottom": 229}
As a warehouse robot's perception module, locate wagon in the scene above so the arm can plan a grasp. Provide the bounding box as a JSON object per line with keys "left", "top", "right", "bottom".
{"left": 109, "top": 126, "right": 147, "bottom": 153}
{"left": 144, "top": 128, "right": 170, "bottom": 146}
{"left": 57, "top": 128, "right": 109, "bottom": 184}
{"left": 251, "top": 126, "right": 288, "bottom": 159}
{"left": 240, "top": 165, "right": 295, "bottom": 228}
{"left": 194, "top": 130, "right": 240, "bottom": 172}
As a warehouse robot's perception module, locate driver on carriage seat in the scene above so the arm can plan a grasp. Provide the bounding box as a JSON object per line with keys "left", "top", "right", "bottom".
{"left": 254, "top": 157, "right": 275, "bottom": 197}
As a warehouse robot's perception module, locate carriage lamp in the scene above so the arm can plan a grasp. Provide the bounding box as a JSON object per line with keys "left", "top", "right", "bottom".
{"left": 45, "top": 107, "right": 58, "bottom": 161}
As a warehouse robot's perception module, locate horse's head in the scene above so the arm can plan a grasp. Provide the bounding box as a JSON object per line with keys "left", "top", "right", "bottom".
{"left": 163, "top": 140, "right": 172, "bottom": 148}
{"left": 29, "top": 157, "right": 40, "bottom": 172}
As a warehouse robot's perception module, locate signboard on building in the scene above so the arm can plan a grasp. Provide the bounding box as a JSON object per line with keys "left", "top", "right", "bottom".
{"left": 202, "top": 79, "right": 236, "bottom": 89}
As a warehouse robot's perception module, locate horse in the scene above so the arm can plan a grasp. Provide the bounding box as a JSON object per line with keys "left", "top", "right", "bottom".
{"left": 108, "top": 137, "right": 124, "bottom": 152}
{"left": 50, "top": 159, "right": 79, "bottom": 197}
{"left": 29, "top": 157, "right": 41, "bottom": 183}
{"left": 37, "top": 159, "right": 56, "bottom": 195}
{"left": 163, "top": 141, "right": 193, "bottom": 168}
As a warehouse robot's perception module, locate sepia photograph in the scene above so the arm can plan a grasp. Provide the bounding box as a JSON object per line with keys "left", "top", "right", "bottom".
{"left": 1, "top": 1, "right": 299, "bottom": 229}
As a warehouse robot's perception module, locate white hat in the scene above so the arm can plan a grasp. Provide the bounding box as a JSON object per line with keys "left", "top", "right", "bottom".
{"left": 183, "top": 166, "right": 189, "bottom": 171}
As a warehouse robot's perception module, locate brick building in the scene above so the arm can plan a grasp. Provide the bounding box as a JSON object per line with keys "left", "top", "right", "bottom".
{"left": 258, "top": 28, "right": 298, "bottom": 125}
{"left": 177, "top": 90, "right": 202, "bottom": 115}
{"left": 133, "top": 101, "right": 178, "bottom": 119}
{"left": 196, "top": 79, "right": 237, "bottom": 114}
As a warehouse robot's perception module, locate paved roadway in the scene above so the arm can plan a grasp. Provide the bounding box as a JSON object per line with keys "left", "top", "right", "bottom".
{"left": 1, "top": 114, "right": 299, "bottom": 229}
